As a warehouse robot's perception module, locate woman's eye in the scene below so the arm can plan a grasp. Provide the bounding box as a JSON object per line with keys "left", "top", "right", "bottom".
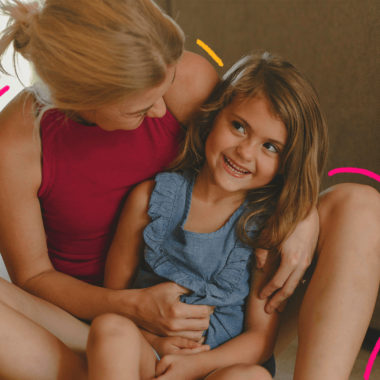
{"left": 231, "top": 121, "right": 246, "bottom": 134}
{"left": 263, "top": 142, "right": 279, "bottom": 153}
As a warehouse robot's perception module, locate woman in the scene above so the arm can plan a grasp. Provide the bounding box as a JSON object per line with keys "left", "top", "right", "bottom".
{"left": 0, "top": 0, "right": 378, "bottom": 379}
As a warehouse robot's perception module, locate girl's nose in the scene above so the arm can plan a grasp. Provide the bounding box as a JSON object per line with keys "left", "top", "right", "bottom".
{"left": 147, "top": 97, "right": 167, "bottom": 118}
{"left": 236, "top": 139, "right": 256, "bottom": 162}
{"left": 236, "top": 140, "right": 257, "bottom": 173}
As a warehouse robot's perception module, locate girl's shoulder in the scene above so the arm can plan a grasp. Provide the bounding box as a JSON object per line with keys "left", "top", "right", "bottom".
{"left": 131, "top": 172, "right": 187, "bottom": 202}
{"left": 164, "top": 51, "right": 220, "bottom": 124}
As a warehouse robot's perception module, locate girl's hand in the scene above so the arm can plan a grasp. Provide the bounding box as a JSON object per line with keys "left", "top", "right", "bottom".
{"left": 155, "top": 354, "right": 202, "bottom": 380}
{"left": 133, "top": 282, "right": 212, "bottom": 340}
{"left": 153, "top": 336, "right": 210, "bottom": 357}
{"left": 257, "top": 207, "right": 319, "bottom": 313}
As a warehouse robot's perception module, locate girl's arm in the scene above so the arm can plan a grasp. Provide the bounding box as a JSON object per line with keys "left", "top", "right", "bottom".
{"left": 104, "top": 181, "right": 210, "bottom": 355}
{"left": 104, "top": 180, "right": 153, "bottom": 290}
{"left": 155, "top": 255, "right": 281, "bottom": 379}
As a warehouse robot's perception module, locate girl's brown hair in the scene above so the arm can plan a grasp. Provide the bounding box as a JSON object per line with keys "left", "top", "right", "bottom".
{"left": 0, "top": 0, "right": 184, "bottom": 110}
{"left": 173, "top": 52, "right": 328, "bottom": 250}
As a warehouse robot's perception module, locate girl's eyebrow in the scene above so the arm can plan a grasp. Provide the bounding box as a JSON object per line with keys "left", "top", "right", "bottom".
{"left": 231, "top": 113, "right": 286, "bottom": 147}
{"left": 125, "top": 69, "right": 177, "bottom": 116}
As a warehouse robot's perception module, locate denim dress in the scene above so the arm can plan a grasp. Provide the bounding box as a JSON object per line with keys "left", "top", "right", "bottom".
{"left": 133, "top": 172, "right": 275, "bottom": 375}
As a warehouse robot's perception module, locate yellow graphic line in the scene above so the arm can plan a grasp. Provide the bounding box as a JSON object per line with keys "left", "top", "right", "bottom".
{"left": 196, "top": 39, "right": 224, "bottom": 67}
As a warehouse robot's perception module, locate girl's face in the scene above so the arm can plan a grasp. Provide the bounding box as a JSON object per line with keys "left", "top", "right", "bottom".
{"left": 78, "top": 65, "right": 176, "bottom": 131}
{"left": 203, "top": 95, "right": 287, "bottom": 199}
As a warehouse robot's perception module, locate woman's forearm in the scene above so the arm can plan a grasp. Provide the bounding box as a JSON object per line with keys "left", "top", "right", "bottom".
{"left": 22, "top": 271, "right": 212, "bottom": 339}
{"left": 22, "top": 268, "right": 139, "bottom": 321}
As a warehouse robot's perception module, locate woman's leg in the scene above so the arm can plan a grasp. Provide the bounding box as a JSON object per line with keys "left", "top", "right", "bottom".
{"left": 294, "top": 183, "right": 380, "bottom": 379}
{"left": 205, "top": 363, "right": 272, "bottom": 380}
{"left": 87, "top": 313, "right": 157, "bottom": 380}
{"left": 0, "top": 278, "right": 89, "bottom": 353}
{"left": 0, "top": 300, "right": 87, "bottom": 380}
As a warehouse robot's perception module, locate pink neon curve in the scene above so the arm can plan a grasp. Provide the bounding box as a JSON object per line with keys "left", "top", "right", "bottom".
{"left": 328, "top": 168, "right": 380, "bottom": 182}
{"left": 364, "top": 337, "right": 380, "bottom": 380}
{"left": 0, "top": 85, "right": 10, "bottom": 97}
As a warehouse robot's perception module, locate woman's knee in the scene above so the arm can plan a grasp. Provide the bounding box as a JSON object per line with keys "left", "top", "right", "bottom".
{"left": 318, "top": 183, "right": 380, "bottom": 237}
{"left": 319, "top": 183, "right": 380, "bottom": 216}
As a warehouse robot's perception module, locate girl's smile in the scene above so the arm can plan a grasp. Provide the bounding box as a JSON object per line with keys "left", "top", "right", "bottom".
{"left": 198, "top": 95, "right": 287, "bottom": 202}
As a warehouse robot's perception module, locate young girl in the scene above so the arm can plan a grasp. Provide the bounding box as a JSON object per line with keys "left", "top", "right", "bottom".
{"left": 88, "top": 52, "right": 328, "bottom": 380}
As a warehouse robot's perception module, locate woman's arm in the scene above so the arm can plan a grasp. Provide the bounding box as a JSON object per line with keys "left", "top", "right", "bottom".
{"left": 257, "top": 207, "right": 319, "bottom": 313}
{"left": 155, "top": 255, "right": 281, "bottom": 379}
{"left": 0, "top": 92, "right": 127, "bottom": 319}
{"left": 164, "top": 51, "right": 220, "bottom": 124}
{"left": 0, "top": 93, "right": 210, "bottom": 337}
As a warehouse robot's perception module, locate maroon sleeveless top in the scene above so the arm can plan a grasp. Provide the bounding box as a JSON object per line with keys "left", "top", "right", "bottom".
{"left": 38, "top": 109, "right": 181, "bottom": 285}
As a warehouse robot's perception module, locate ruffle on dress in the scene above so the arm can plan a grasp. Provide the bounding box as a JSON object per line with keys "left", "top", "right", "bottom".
{"left": 142, "top": 172, "right": 255, "bottom": 306}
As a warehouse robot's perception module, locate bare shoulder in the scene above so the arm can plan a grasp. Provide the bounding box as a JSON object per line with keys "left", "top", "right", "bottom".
{"left": 0, "top": 90, "right": 41, "bottom": 191}
{"left": 164, "top": 51, "right": 220, "bottom": 124}
{"left": 0, "top": 90, "right": 38, "bottom": 147}
{"left": 123, "top": 180, "right": 156, "bottom": 221}
{"left": 128, "top": 180, "right": 155, "bottom": 205}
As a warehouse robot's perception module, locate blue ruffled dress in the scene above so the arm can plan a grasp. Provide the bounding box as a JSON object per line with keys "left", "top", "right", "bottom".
{"left": 133, "top": 172, "right": 275, "bottom": 375}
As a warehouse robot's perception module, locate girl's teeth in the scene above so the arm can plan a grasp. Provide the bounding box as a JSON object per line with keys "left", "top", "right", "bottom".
{"left": 224, "top": 156, "right": 250, "bottom": 174}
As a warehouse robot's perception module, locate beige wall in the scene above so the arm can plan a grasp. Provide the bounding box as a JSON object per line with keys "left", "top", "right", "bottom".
{"left": 158, "top": 0, "right": 379, "bottom": 191}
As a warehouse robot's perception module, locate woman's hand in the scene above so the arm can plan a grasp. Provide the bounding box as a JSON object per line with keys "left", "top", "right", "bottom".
{"left": 131, "top": 282, "right": 212, "bottom": 340}
{"left": 155, "top": 353, "right": 202, "bottom": 380}
{"left": 256, "top": 207, "right": 319, "bottom": 313}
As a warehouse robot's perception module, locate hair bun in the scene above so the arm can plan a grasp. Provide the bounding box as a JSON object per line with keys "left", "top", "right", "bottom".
{"left": 2, "top": 0, "right": 40, "bottom": 57}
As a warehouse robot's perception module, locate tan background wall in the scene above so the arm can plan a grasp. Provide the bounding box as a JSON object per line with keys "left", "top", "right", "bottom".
{"left": 158, "top": 0, "right": 379, "bottom": 191}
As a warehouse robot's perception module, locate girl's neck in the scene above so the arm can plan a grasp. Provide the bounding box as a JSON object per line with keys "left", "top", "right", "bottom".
{"left": 193, "top": 166, "right": 247, "bottom": 207}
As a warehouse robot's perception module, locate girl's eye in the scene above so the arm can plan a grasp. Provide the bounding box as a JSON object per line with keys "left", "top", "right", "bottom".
{"left": 231, "top": 121, "right": 246, "bottom": 134}
{"left": 263, "top": 142, "right": 279, "bottom": 153}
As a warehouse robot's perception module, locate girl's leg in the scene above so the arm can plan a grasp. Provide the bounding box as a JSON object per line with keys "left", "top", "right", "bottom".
{"left": 87, "top": 313, "right": 157, "bottom": 380}
{"left": 0, "top": 300, "right": 87, "bottom": 380}
{"left": 205, "top": 363, "right": 272, "bottom": 380}
{"left": 0, "top": 278, "right": 89, "bottom": 353}
{"left": 294, "top": 183, "right": 380, "bottom": 380}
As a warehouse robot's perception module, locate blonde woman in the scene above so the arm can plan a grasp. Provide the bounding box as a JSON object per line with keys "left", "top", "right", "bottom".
{"left": 0, "top": 1, "right": 378, "bottom": 379}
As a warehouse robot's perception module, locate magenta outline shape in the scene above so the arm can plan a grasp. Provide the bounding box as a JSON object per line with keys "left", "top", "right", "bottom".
{"left": 364, "top": 337, "right": 380, "bottom": 380}
{"left": 0, "top": 85, "right": 10, "bottom": 97}
{"left": 328, "top": 167, "right": 380, "bottom": 182}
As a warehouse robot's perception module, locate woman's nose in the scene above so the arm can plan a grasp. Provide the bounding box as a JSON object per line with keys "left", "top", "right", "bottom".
{"left": 147, "top": 97, "right": 167, "bottom": 118}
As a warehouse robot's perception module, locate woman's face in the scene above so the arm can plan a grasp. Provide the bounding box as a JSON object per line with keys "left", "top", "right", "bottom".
{"left": 78, "top": 65, "right": 176, "bottom": 131}
{"left": 202, "top": 95, "right": 287, "bottom": 200}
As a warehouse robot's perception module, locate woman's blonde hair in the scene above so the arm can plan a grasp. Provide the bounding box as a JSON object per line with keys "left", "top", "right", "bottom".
{"left": 0, "top": 0, "right": 184, "bottom": 110}
{"left": 173, "top": 52, "right": 328, "bottom": 250}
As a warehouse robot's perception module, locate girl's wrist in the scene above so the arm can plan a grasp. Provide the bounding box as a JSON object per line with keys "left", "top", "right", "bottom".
{"left": 187, "top": 351, "right": 218, "bottom": 378}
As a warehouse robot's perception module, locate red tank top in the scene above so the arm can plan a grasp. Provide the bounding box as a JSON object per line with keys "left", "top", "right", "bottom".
{"left": 38, "top": 109, "right": 181, "bottom": 285}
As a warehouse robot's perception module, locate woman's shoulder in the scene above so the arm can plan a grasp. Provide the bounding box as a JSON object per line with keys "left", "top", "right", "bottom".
{"left": 164, "top": 51, "right": 220, "bottom": 124}
{"left": 0, "top": 90, "right": 41, "bottom": 191}
{"left": 0, "top": 90, "right": 37, "bottom": 142}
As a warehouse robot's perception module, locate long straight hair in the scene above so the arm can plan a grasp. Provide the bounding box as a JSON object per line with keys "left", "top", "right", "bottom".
{"left": 172, "top": 53, "right": 328, "bottom": 250}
